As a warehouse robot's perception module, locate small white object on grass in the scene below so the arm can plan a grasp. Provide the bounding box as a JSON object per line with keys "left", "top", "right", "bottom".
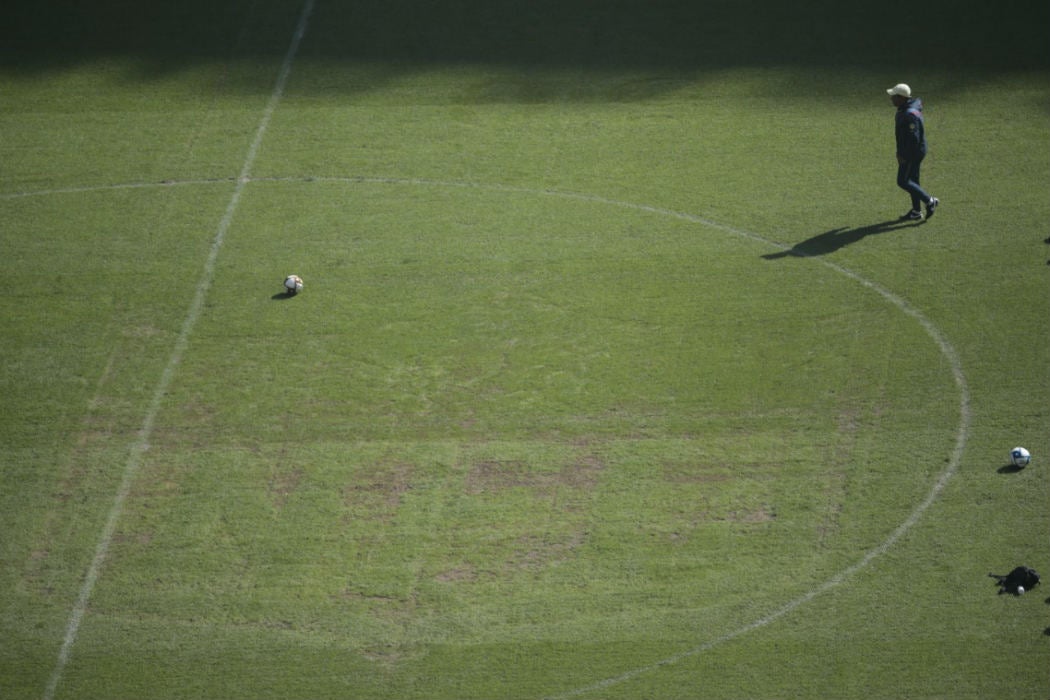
{"left": 284, "top": 274, "right": 303, "bottom": 295}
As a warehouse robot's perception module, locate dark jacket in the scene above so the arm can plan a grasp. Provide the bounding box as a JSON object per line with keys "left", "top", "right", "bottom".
{"left": 894, "top": 97, "right": 927, "bottom": 161}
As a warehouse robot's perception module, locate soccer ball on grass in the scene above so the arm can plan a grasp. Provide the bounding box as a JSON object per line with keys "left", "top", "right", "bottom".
{"left": 283, "top": 275, "right": 303, "bottom": 295}
{"left": 1010, "top": 447, "right": 1030, "bottom": 468}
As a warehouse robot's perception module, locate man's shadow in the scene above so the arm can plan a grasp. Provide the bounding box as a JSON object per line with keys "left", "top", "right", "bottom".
{"left": 762, "top": 219, "right": 923, "bottom": 259}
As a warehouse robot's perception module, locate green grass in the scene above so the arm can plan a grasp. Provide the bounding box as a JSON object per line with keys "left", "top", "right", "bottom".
{"left": 2, "top": 1, "right": 1049, "bottom": 698}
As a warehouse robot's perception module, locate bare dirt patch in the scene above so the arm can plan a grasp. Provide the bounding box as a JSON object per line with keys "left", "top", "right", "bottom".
{"left": 434, "top": 565, "right": 479, "bottom": 583}
{"left": 342, "top": 461, "right": 415, "bottom": 518}
{"left": 661, "top": 461, "right": 732, "bottom": 484}
{"left": 269, "top": 465, "right": 305, "bottom": 510}
{"left": 504, "top": 528, "right": 588, "bottom": 573}
{"left": 464, "top": 451, "right": 606, "bottom": 496}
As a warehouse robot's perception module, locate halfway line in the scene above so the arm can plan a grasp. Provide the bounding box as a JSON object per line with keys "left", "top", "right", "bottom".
{"left": 42, "top": 2, "right": 315, "bottom": 698}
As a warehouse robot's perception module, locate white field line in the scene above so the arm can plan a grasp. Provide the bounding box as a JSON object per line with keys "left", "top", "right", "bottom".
{"left": 42, "top": 2, "right": 315, "bottom": 699}
{"left": 0, "top": 178, "right": 237, "bottom": 200}
{"left": 22, "top": 169, "right": 970, "bottom": 696}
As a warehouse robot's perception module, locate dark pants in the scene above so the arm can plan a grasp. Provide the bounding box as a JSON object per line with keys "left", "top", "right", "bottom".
{"left": 897, "top": 156, "right": 931, "bottom": 211}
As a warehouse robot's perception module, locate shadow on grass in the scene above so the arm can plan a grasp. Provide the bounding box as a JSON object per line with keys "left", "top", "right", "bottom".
{"left": 2, "top": 0, "right": 1047, "bottom": 95}
{"left": 761, "top": 219, "right": 923, "bottom": 260}
{"left": 996, "top": 463, "right": 1027, "bottom": 474}
{"left": 271, "top": 292, "right": 298, "bottom": 301}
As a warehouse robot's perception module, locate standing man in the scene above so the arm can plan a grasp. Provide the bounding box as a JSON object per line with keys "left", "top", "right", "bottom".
{"left": 887, "top": 83, "right": 939, "bottom": 221}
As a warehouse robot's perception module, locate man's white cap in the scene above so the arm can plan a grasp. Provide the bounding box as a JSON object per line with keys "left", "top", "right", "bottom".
{"left": 886, "top": 83, "right": 911, "bottom": 97}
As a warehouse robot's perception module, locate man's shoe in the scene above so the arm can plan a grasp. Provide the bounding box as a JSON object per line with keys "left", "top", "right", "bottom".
{"left": 902, "top": 209, "right": 922, "bottom": 221}
{"left": 925, "top": 197, "right": 939, "bottom": 220}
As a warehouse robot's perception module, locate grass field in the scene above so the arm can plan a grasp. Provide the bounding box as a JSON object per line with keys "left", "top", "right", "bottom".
{"left": 2, "top": 1, "right": 1049, "bottom": 698}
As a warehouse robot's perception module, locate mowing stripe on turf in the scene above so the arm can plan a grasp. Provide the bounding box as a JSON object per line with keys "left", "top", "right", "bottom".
{"left": 41, "top": 3, "right": 316, "bottom": 699}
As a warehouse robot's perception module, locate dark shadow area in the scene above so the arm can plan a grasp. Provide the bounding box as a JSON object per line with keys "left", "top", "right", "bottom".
{"left": 271, "top": 291, "right": 297, "bottom": 300}
{"left": 997, "top": 463, "right": 1027, "bottom": 474}
{"left": 762, "top": 219, "right": 921, "bottom": 260}
{"left": 989, "top": 567, "right": 1041, "bottom": 597}
{"left": 2, "top": 0, "right": 1048, "bottom": 90}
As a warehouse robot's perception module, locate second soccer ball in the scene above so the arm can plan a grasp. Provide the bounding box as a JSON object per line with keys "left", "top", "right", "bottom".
{"left": 284, "top": 275, "right": 303, "bottom": 295}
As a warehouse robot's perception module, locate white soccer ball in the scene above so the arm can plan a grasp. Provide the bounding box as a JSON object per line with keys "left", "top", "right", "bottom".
{"left": 283, "top": 274, "right": 303, "bottom": 295}
{"left": 1010, "top": 447, "right": 1031, "bottom": 468}
{"left": 1017, "top": 586, "right": 1025, "bottom": 595}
